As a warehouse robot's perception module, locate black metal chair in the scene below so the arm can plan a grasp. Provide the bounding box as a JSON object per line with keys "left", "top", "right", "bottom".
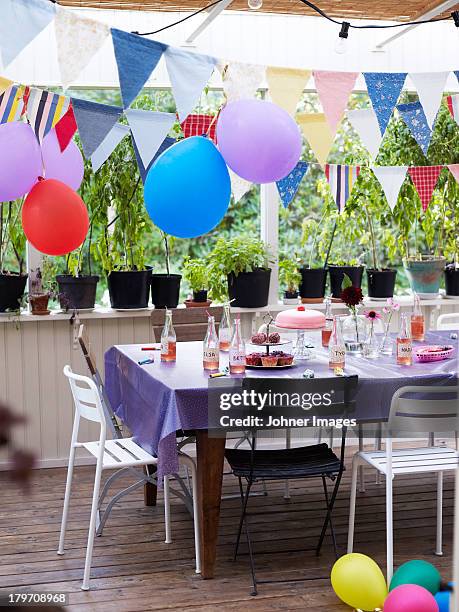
{"left": 225, "top": 375, "right": 357, "bottom": 595}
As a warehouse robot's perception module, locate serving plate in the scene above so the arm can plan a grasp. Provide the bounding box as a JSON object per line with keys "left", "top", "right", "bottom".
{"left": 415, "top": 345, "right": 454, "bottom": 362}
{"left": 246, "top": 363, "right": 297, "bottom": 370}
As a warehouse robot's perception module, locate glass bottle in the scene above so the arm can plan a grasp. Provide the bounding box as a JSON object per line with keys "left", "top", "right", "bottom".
{"left": 219, "top": 303, "right": 232, "bottom": 352}
{"left": 329, "top": 316, "right": 346, "bottom": 370}
{"left": 397, "top": 313, "right": 413, "bottom": 366}
{"left": 322, "top": 297, "right": 333, "bottom": 348}
{"left": 203, "top": 315, "right": 220, "bottom": 371}
{"left": 229, "top": 318, "right": 246, "bottom": 374}
{"left": 411, "top": 293, "right": 425, "bottom": 342}
{"left": 160, "top": 309, "right": 176, "bottom": 362}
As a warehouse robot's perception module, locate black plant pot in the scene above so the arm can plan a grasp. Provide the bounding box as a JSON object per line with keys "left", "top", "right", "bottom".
{"left": 151, "top": 274, "right": 182, "bottom": 309}
{"left": 328, "top": 265, "right": 364, "bottom": 299}
{"left": 228, "top": 268, "right": 271, "bottom": 308}
{"left": 56, "top": 275, "right": 99, "bottom": 311}
{"left": 0, "top": 272, "right": 27, "bottom": 312}
{"left": 193, "top": 289, "right": 208, "bottom": 303}
{"left": 299, "top": 268, "right": 327, "bottom": 300}
{"left": 366, "top": 269, "right": 397, "bottom": 299}
{"left": 107, "top": 268, "right": 152, "bottom": 309}
{"left": 445, "top": 265, "right": 459, "bottom": 296}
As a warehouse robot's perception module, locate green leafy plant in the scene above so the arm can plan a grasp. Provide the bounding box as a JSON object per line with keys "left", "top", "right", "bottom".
{"left": 206, "top": 235, "right": 272, "bottom": 302}
{"left": 183, "top": 256, "right": 208, "bottom": 292}
{"left": 278, "top": 258, "right": 301, "bottom": 293}
{"left": 30, "top": 256, "right": 58, "bottom": 297}
{"left": 0, "top": 200, "right": 26, "bottom": 276}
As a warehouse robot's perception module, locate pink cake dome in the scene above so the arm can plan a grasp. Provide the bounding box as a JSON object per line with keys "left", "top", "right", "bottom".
{"left": 275, "top": 306, "right": 325, "bottom": 329}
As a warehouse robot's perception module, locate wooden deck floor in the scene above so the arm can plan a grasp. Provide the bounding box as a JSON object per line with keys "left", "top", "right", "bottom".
{"left": 0, "top": 448, "right": 455, "bottom": 611}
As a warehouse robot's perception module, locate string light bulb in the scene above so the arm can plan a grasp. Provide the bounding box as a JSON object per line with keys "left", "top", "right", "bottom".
{"left": 335, "top": 21, "right": 350, "bottom": 54}
{"left": 248, "top": 0, "right": 263, "bottom": 9}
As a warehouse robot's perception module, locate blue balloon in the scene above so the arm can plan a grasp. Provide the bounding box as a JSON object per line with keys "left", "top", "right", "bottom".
{"left": 435, "top": 590, "right": 450, "bottom": 612}
{"left": 144, "top": 136, "right": 231, "bottom": 239}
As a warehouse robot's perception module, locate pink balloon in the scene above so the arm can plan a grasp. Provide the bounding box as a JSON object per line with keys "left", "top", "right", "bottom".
{"left": 216, "top": 99, "right": 302, "bottom": 184}
{"left": 0, "top": 122, "right": 42, "bottom": 201}
{"left": 41, "top": 129, "right": 84, "bottom": 191}
{"left": 384, "top": 585, "right": 439, "bottom": 612}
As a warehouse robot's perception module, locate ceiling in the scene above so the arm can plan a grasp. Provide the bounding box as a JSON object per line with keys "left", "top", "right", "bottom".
{"left": 57, "top": 0, "right": 459, "bottom": 22}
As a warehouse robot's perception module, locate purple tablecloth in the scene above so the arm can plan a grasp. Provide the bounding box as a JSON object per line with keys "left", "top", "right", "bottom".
{"left": 104, "top": 331, "right": 458, "bottom": 479}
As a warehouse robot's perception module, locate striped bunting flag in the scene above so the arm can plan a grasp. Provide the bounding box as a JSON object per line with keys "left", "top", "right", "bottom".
{"left": 24, "top": 87, "right": 70, "bottom": 142}
{"left": 0, "top": 85, "right": 25, "bottom": 124}
{"left": 325, "top": 164, "right": 360, "bottom": 213}
{"left": 446, "top": 94, "right": 459, "bottom": 126}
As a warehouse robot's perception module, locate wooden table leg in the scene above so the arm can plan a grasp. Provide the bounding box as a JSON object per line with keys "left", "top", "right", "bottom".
{"left": 144, "top": 464, "right": 158, "bottom": 506}
{"left": 196, "top": 430, "right": 225, "bottom": 579}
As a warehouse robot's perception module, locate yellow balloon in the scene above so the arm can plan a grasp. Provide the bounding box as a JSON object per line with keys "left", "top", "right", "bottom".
{"left": 331, "top": 553, "right": 388, "bottom": 611}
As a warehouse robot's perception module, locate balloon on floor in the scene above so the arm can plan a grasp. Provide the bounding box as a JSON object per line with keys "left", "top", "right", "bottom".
{"left": 0, "top": 122, "right": 42, "bottom": 201}
{"left": 384, "top": 584, "right": 439, "bottom": 612}
{"left": 22, "top": 178, "right": 89, "bottom": 256}
{"left": 330, "top": 553, "right": 387, "bottom": 611}
{"left": 144, "top": 136, "right": 231, "bottom": 239}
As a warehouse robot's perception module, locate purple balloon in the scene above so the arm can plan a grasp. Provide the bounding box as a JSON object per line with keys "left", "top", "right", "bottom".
{"left": 216, "top": 99, "right": 302, "bottom": 183}
{"left": 0, "top": 122, "right": 42, "bottom": 201}
{"left": 41, "top": 129, "right": 84, "bottom": 191}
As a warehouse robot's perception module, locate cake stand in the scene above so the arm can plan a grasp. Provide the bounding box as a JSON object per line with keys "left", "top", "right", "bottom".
{"left": 274, "top": 308, "right": 326, "bottom": 361}
{"left": 274, "top": 325, "right": 315, "bottom": 360}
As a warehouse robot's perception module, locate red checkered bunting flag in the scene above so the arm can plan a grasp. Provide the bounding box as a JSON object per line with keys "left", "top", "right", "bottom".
{"left": 180, "top": 113, "right": 217, "bottom": 143}
{"left": 408, "top": 165, "right": 443, "bottom": 212}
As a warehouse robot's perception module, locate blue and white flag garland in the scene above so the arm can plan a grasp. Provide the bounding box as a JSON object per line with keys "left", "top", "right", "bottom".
{"left": 134, "top": 136, "right": 176, "bottom": 184}
{"left": 125, "top": 109, "right": 176, "bottom": 168}
{"left": 165, "top": 47, "right": 217, "bottom": 122}
{"left": 91, "top": 123, "right": 130, "bottom": 172}
{"left": 72, "top": 98, "right": 124, "bottom": 158}
{"left": 364, "top": 72, "right": 407, "bottom": 136}
{"left": 397, "top": 101, "right": 432, "bottom": 155}
{"left": 276, "top": 161, "right": 309, "bottom": 208}
{"left": 0, "top": 0, "right": 56, "bottom": 67}
{"left": 409, "top": 71, "right": 448, "bottom": 129}
{"left": 325, "top": 164, "right": 361, "bottom": 213}
{"left": 372, "top": 166, "right": 408, "bottom": 212}
{"left": 111, "top": 29, "right": 167, "bottom": 109}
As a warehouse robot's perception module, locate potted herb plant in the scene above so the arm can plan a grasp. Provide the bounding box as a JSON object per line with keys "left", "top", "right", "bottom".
{"left": 151, "top": 232, "right": 181, "bottom": 309}
{"left": 278, "top": 258, "right": 301, "bottom": 304}
{"left": 299, "top": 218, "right": 327, "bottom": 301}
{"left": 0, "top": 199, "right": 27, "bottom": 313}
{"left": 183, "top": 256, "right": 209, "bottom": 306}
{"left": 29, "top": 257, "right": 58, "bottom": 315}
{"left": 363, "top": 199, "right": 397, "bottom": 299}
{"left": 207, "top": 235, "right": 272, "bottom": 307}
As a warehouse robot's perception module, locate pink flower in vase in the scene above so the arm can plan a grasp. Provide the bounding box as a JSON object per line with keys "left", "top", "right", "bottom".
{"left": 364, "top": 310, "right": 382, "bottom": 321}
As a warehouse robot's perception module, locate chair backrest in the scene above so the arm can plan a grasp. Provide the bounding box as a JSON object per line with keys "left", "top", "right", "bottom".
{"left": 388, "top": 385, "right": 459, "bottom": 435}
{"left": 64, "top": 365, "right": 106, "bottom": 427}
{"left": 436, "top": 313, "right": 459, "bottom": 330}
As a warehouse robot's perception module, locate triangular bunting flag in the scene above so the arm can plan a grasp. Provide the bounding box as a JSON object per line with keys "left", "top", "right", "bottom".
{"left": 229, "top": 168, "right": 252, "bottom": 203}
{"left": 0, "top": 0, "right": 56, "bottom": 67}
{"left": 276, "top": 161, "right": 309, "bottom": 208}
{"left": 55, "top": 8, "right": 110, "bottom": 89}
{"left": 372, "top": 166, "right": 408, "bottom": 211}
{"left": 0, "top": 85, "right": 25, "bottom": 123}
{"left": 296, "top": 113, "right": 335, "bottom": 167}
{"left": 347, "top": 107, "right": 383, "bottom": 159}
{"left": 111, "top": 29, "right": 167, "bottom": 109}
{"left": 0, "top": 77, "right": 13, "bottom": 96}
{"left": 125, "top": 109, "right": 176, "bottom": 167}
{"left": 55, "top": 103, "right": 77, "bottom": 151}
{"left": 266, "top": 66, "right": 311, "bottom": 116}
{"left": 133, "top": 136, "right": 176, "bottom": 184}
{"left": 91, "top": 123, "right": 130, "bottom": 172}
{"left": 313, "top": 71, "right": 358, "bottom": 134}
{"left": 410, "top": 71, "right": 448, "bottom": 129}
{"left": 454, "top": 71, "right": 459, "bottom": 86}
{"left": 397, "top": 101, "right": 432, "bottom": 155}
{"left": 219, "top": 61, "right": 266, "bottom": 102}
{"left": 448, "top": 164, "right": 459, "bottom": 185}
{"left": 24, "top": 87, "right": 70, "bottom": 142}
{"left": 325, "top": 164, "right": 360, "bottom": 213}
{"left": 408, "top": 165, "right": 443, "bottom": 212}
{"left": 72, "top": 98, "right": 123, "bottom": 159}
{"left": 445, "top": 94, "right": 459, "bottom": 126}
{"left": 181, "top": 114, "right": 217, "bottom": 143}
{"left": 165, "top": 47, "right": 217, "bottom": 122}
{"left": 364, "top": 72, "right": 407, "bottom": 135}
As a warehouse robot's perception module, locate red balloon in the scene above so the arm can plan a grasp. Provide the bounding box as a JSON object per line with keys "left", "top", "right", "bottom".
{"left": 22, "top": 179, "right": 89, "bottom": 256}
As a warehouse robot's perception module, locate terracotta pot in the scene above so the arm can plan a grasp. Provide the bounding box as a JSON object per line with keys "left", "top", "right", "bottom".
{"left": 30, "top": 293, "right": 50, "bottom": 315}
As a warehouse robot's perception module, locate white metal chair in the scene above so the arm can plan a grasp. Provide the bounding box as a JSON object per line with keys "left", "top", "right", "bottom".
{"left": 436, "top": 313, "right": 459, "bottom": 330}
{"left": 58, "top": 365, "right": 200, "bottom": 590}
{"left": 348, "top": 385, "right": 459, "bottom": 585}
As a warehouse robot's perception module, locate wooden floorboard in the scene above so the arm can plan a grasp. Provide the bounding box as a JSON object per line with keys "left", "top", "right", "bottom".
{"left": 0, "top": 446, "right": 455, "bottom": 611}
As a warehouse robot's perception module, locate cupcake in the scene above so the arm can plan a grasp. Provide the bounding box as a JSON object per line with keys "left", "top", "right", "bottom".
{"left": 246, "top": 353, "right": 262, "bottom": 366}
{"left": 261, "top": 355, "right": 278, "bottom": 367}
{"left": 277, "top": 353, "right": 294, "bottom": 366}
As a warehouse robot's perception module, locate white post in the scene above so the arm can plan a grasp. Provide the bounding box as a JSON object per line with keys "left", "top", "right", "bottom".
{"left": 453, "top": 468, "right": 459, "bottom": 610}
{"left": 260, "top": 183, "right": 279, "bottom": 305}
{"left": 26, "top": 241, "right": 43, "bottom": 311}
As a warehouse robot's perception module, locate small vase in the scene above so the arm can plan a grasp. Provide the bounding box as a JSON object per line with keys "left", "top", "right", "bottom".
{"left": 363, "top": 322, "right": 379, "bottom": 359}
{"left": 342, "top": 311, "right": 366, "bottom": 355}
